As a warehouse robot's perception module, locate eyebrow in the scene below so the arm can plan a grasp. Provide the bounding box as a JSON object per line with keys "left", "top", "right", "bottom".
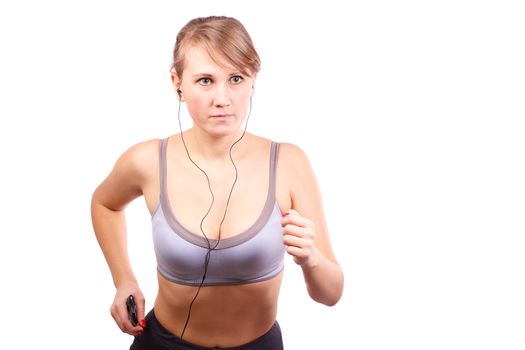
{"left": 191, "top": 72, "right": 243, "bottom": 78}
{"left": 192, "top": 73, "right": 212, "bottom": 78}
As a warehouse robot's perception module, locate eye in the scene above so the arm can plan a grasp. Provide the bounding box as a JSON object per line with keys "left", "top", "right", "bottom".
{"left": 197, "top": 77, "right": 212, "bottom": 85}
{"left": 230, "top": 75, "right": 243, "bottom": 84}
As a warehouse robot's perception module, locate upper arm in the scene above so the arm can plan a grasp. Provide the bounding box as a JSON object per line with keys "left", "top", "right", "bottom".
{"left": 92, "top": 139, "right": 160, "bottom": 211}
{"left": 280, "top": 142, "right": 340, "bottom": 264}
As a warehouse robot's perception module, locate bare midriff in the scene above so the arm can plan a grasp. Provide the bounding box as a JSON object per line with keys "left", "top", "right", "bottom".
{"left": 153, "top": 270, "right": 284, "bottom": 348}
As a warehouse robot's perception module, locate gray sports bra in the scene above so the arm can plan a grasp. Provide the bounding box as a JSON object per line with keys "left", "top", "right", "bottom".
{"left": 151, "top": 138, "right": 286, "bottom": 286}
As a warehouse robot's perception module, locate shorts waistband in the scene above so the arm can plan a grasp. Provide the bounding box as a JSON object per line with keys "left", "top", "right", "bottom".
{"left": 130, "top": 309, "right": 283, "bottom": 350}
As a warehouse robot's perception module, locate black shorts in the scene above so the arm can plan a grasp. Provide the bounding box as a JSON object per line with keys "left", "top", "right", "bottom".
{"left": 129, "top": 309, "right": 284, "bottom": 350}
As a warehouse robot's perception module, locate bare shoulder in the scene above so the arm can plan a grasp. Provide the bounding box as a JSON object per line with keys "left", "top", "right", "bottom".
{"left": 276, "top": 142, "right": 313, "bottom": 178}
{"left": 112, "top": 138, "right": 161, "bottom": 184}
{"left": 274, "top": 141, "right": 317, "bottom": 202}
{"left": 93, "top": 138, "right": 161, "bottom": 210}
{"left": 239, "top": 133, "right": 279, "bottom": 158}
{"left": 123, "top": 138, "right": 161, "bottom": 175}
{"left": 248, "top": 134, "right": 303, "bottom": 156}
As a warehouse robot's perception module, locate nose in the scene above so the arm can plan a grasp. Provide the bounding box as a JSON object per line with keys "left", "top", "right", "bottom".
{"left": 213, "top": 84, "right": 231, "bottom": 107}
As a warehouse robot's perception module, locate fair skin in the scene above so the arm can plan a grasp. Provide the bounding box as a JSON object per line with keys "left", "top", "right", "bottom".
{"left": 91, "top": 45, "right": 344, "bottom": 347}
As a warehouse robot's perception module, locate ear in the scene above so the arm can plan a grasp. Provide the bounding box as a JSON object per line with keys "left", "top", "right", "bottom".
{"left": 170, "top": 72, "right": 184, "bottom": 101}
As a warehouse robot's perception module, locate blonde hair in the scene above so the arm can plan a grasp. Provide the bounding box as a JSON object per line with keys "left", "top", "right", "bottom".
{"left": 171, "top": 16, "right": 261, "bottom": 78}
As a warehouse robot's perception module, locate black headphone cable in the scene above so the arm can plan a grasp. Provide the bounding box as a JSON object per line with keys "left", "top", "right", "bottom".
{"left": 176, "top": 95, "right": 253, "bottom": 340}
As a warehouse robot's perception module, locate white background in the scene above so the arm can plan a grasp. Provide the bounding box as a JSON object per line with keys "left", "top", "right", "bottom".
{"left": 0, "top": 0, "right": 524, "bottom": 349}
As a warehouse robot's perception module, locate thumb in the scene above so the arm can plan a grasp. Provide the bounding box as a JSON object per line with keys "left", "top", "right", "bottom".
{"left": 137, "top": 294, "right": 147, "bottom": 328}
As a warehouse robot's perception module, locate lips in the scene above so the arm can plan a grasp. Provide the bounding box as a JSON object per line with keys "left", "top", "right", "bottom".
{"left": 211, "top": 114, "right": 231, "bottom": 118}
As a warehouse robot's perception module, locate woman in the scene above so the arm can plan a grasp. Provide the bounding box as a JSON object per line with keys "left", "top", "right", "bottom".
{"left": 91, "top": 16, "right": 343, "bottom": 349}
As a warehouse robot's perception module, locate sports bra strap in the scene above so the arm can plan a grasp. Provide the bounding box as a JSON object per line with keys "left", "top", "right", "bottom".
{"left": 159, "top": 138, "right": 168, "bottom": 201}
{"left": 269, "top": 141, "right": 279, "bottom": 201}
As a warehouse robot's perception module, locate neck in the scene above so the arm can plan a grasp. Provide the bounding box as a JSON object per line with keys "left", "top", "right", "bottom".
{"left": 183, "top": 127, "right": 248, "bottom": 166}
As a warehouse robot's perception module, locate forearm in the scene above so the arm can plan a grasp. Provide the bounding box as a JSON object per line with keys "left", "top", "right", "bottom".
{"left": 91, "top": 197, "right": 137, "bottom": 288}
{"left": 301, "top": 251, "right": 344, "bottom": 306}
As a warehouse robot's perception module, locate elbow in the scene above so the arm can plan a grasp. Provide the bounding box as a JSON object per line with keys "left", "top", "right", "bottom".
{"left": 316, "top": 288, "right": 343, "bottom": 307}
{"left": 310, "top": 273, "right": 344, "bottom": 307}
{"left": 310, "top": 292, "right": 342, "bottom": 307}
{"left": 324, "top": 292, "right": 343, "bottom": 307}
{"left": 326, "top": 266, "right": 344, "bottom": 306}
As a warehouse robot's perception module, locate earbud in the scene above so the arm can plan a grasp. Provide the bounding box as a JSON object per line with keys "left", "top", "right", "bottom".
{"left": 176, "top": 88, "right": 182, "bottom": 95}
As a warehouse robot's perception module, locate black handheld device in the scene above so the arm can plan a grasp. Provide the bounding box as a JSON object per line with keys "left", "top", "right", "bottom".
{"left": 126, "top": 294, "right": 139, "bottom": 326}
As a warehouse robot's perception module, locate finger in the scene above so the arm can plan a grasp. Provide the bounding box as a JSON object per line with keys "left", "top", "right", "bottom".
{"left": 282, "top": 224, "right": 314, "bottom": 239}
{"left": 281, "top": 214, "right": 314, "bottom": 229}
{"left": 130, "top": 324, "right": 144, "bottom": 336}
{"left": 286, "top": 245, "right": 308, "bottom": 259}
{"left": 129, "top": 297, "right": 146, "bottom": 335}
{"left": 116, "top": 301, "right": 133, "bottom": 333}
{"left": 282, "top": 208, "right": 301, "bottom": 216}
{"left": 118, "top": 299, "right": 143, "bottom": 335}
{"left": 136, "top": 295, "right": 146, "bottom": 328}
{"left": 283, "top": 235, "right": 312, "bottom": 249}
{"left": 112, "top": 304, "right": 139, "bottom": 335}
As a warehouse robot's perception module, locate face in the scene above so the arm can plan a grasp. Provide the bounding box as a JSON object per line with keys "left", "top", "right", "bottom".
{"left": 173, "top": 46, "right": 255, "bottom": 138}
